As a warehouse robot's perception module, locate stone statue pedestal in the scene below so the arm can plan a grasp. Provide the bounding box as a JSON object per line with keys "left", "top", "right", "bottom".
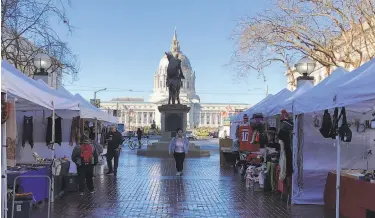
{"left": 137, "top": 104, "right": 210, "bottom": 158}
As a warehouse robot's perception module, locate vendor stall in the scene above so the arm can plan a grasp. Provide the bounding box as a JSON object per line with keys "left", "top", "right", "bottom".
{"left": 1, "top": 60, "right": 81, "bottom": 216}
{"left": 291, "top": 58, "right": 375, "bottom": 217}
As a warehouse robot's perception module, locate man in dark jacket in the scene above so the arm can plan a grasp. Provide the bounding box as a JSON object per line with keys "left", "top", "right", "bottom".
{"left": 106, "top": 126, "right": 123, "bottom": 176}
{"left": 71, "top": 135, "right": 98, "bottom": 195}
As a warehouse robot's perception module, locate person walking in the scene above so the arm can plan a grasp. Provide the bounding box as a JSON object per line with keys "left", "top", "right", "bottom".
{"left": 136, "top": 128, "right": 143, "bottom": 149}
{"left": 71, "top": 135, "right": 98, "bottom": 195}
{"left": 105, "top": 126, "right": 123, "bottom": 176}
{"left": 168, "top": 128, "right": 189, "bottom": 176}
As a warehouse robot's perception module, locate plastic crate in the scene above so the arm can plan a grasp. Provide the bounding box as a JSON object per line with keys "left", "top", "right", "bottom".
{"left": 63, "top": 174, "right": 78, "bottom": 192}
{"left": 7, "top": 200, "right": 32, "bottom": 218}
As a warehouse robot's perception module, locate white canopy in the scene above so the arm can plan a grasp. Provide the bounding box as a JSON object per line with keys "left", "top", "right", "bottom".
{"left": 74, "top": 94, "right": 118, "bottom": 123}
{"left": 54, "top": 86, "right": 110, "bottom": 121}
{"left": 293, "top": 58, "right": 375, "bottom": 114}
{"left": 1, "top": 60, "right": 79, "bottom": 110}
{"left": 231, "top": 94, "right": 274, "bottom": 122}
{"left": 280, "top": 82, "right": 314, "bottom": 114}
{"left": 264, "top": 88, "right": 293, "bottom": 116}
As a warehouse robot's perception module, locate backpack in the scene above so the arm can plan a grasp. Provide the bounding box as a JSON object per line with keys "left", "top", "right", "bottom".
{"left": 319, "top": 109, "right": 332, "bottom": 138}
{"left": 80, "top": 144, "right": 93, "bottom": 164}
{"left": 339, "top": 107, "right": 352, "bottom": 142}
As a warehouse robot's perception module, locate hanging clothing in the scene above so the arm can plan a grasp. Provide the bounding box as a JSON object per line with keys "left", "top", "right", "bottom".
{"left": 46, "top": 117, "right": 62, "bottom": 146}
{"left": 22, "top": 116, "right": 34, "bottom": 148}
{"left": 69, "top": 116, "right": 80, "bottom": 146}
{"left": 6, "top": 101, "right": 17, "bottom": 166}
{"left": 279, "top": 139, "right": 286, "bottom": 181}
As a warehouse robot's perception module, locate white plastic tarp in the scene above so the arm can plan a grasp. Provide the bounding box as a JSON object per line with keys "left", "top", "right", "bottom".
{"left": 264, "top": 88, "right": 293, "bottom": 116}
{"left": 293, "top": 58, "right": 375, "bottom": 115}
{"left": 1, "top": 60, "right": 80, "bottom": 110}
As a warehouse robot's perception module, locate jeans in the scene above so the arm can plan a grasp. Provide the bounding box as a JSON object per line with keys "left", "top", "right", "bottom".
{"left": 107, "top": 150, "right": 119, "bottom": 173}
{"left": 78, "top": 164, "right": 94, "bottom": 192}
{"left": 173, "top": 152, "right": 185, "bottom": 172}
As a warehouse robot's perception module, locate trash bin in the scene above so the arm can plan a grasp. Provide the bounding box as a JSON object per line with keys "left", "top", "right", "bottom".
{"left": 7, "top": 200, "right": 32, "bottom": 218}
{"left": 63, "top": 174, "right": 78, "bottom": 192}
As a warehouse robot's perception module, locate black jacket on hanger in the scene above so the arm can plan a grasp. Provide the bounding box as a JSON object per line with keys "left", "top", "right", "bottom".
{"left": 22, "top": 116, "right": 34, "bottom": 148}
{"left": 46, "top": 117, "right": 62, "bottom": 145}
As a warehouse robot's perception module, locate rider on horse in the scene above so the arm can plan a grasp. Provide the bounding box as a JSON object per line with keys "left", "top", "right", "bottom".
{"left": 166, "top": 52, "right": 185, "bottom": 87}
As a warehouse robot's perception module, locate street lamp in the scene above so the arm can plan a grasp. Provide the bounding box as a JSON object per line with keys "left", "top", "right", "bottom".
{"left": 295, "top": 57, "right": 316, "bottom": 76}
{"left": 33, "top": 53, "right": 52, "bottom": 75}
{"left": 94, "top": 88, "right": 107, "bottom": 101}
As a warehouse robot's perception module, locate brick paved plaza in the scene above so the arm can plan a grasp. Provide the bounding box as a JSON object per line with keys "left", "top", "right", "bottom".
{"left": 33, "top": 140, "right": 334, "bottom": 218}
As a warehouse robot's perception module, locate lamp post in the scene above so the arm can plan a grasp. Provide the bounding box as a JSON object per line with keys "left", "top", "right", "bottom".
{"left": 33, "top": 53, "right": 52, "bottom": 85}
{"left": 93, "top": 88, "right": 107, "bottom": 107}
{"left": 294, "top": 57, "right": 316, "bottom": 87}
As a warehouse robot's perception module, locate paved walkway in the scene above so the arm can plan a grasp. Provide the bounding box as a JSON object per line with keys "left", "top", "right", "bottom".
{"left": 33, "top": 140, "right": 333, "bottom": 218}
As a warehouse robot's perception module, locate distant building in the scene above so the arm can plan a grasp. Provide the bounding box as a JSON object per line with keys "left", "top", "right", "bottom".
{"left": 100, "top": 29, "right": 249, "bottom": 130}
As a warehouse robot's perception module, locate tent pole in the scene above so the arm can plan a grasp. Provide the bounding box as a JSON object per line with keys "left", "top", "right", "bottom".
{"left": 2, "top": 92, "right": 8, "bottom": 218}
{"left": 95, "top": 118, "right": 98, "bottom": 143}
{"left": 51, "top": 103, "right": 55, "bottom": 203}
{"left": 335, "top": 135, "right": 341, "bottom": 218}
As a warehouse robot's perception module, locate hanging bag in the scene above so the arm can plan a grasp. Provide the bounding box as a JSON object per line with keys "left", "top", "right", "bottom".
{"left": 319, "top": 110, "right": 332, "bottom": 138}
{"left": 328, "top": 108, "right": 339, "bottom": 139}
{"left": 339, "top": 107, "right": 352, "bottom": 142}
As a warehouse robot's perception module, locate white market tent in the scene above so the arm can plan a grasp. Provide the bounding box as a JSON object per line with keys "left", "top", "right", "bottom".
{"left": 55, "top": 85, "right": 113, "bottom": 122}
{"left": 293, "top": 59, "right": 375, "bottom": 115}
{"left": 276, "top": 82, "right": 314, "bottom": 115}
{"left": 1, "top": 60, "right": 80, "bottom": 110}
{"left": 74, "top": 94, "right": 119, "bottom": 124}
{"left": 232, "top": 94, "right": 274, "bottom": 122}
{"left": 1, "top": 60, "right": 82, "bottom": 214}
{"left": 263, "top": 88, "right": 292, "bottom": 117}
{"left": 291, "top": 58, "right": 375, "bottom": 210}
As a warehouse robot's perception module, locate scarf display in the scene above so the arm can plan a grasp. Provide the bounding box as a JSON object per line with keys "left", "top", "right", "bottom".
{"left": 6, "top": 100, "right": 17, "bottom": 167}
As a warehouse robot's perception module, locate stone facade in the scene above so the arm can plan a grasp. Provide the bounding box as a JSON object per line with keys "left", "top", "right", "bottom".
{"left": 100, "top": 29, "right": 249, "bottom": 130}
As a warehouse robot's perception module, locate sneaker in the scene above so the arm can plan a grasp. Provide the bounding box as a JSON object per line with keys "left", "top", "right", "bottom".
{"left": 176, "top": 172, "right": 181, "bottom": 176}
{"left": 105, "top": 171, "right": 113, "bottom": 175}
{"left": 179, "top": 172, "right": 183, "bottom": 176}
{"left": 79, "top": 192, "right": 84, "bottom": 196}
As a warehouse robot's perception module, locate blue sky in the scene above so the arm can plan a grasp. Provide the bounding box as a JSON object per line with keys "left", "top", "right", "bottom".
{"left": 59, "top": 0, "right": 287, "bottom": 105}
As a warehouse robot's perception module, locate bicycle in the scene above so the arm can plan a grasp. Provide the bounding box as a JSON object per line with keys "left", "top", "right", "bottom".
{"left": 141, "top": 136, "right": 152, "bottom": 146}
{"left": 122, "top": 136, "right": 132, "bottom": 146}
{"left": 127, "top": 138, "right": 139, "bottom": 150}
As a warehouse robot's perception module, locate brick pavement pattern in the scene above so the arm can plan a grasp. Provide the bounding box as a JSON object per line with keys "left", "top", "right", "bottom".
{"left": 32, "top": 142, "right": 334, "bottom": 218}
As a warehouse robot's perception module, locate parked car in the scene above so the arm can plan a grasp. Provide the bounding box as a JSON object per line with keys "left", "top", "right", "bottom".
{"left": 186, "top": 131, "right": 197, "bottom": 140}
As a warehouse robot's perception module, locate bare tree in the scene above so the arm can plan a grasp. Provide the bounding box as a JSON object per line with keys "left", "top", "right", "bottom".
{"left": 230, "top": 0, "right": 375, "bottom": 80}
{"left": 1, "top": 0, "right": 79, "bottom": 82}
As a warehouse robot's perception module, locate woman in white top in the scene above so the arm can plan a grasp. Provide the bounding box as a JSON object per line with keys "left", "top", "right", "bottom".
{"left": 169, "top": 128, "right": 189, "bottom": 176}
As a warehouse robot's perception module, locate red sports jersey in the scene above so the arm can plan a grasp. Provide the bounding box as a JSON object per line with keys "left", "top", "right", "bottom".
{"left": 238, "top": 125, "right": 260, "bottom": 152}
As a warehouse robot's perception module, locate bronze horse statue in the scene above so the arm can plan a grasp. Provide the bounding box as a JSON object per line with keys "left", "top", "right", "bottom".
{"left": 165, "top": 52, "right": 185, "bottom": 104}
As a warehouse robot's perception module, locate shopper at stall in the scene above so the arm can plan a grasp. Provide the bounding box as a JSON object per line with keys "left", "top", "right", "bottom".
{"left": 71, "top": 135, "right": 98, "bottom": 195}
{"left": 106, "top": 126, "right": 123, "bottom": 176}
{"left": 169, "top": 128, "right": 189, "bottom": 176}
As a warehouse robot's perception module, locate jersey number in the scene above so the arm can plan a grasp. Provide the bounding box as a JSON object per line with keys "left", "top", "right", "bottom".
{"left": 242, "top": 131, "right": 249, "bottom": 141}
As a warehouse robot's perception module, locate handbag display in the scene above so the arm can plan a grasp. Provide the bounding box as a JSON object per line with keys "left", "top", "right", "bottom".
{"left": 339, "top": 107, "right": 352, "bottom": 142}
